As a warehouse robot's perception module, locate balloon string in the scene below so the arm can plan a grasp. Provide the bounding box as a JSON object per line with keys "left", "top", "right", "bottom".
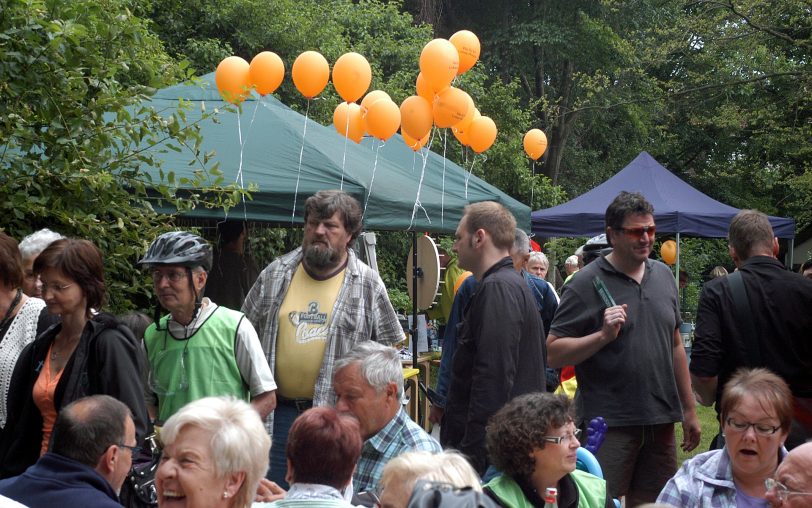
{"left": 362, "top": 139, "right": 383, "bottom": 222}
{"left": 465, "top": 154, "right": 480, "bottom": 196}
{"left": 409, "top": 146, "right": 432, "bottom": 229}
{"left": 340, "top": 102, "right": 350, "bottom": 190}
{"left": 530, "top": 160, "right": 535, "bottom": 208}
{"left": 292, "top": 100, "right": 311, "bottom": 224}
{"left": 237, "top": 99, "right": 262, "bottom": 222}
{"left": 441, "top": 128, "right": 448, "bottom": 226}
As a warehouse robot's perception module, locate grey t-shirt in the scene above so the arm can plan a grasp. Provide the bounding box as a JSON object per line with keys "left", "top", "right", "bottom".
{"left": 549, "top": 256, "right": 683, "bottom": 426}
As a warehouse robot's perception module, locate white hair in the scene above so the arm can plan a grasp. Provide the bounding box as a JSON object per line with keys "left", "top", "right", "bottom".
{"left": 511, "top": 228, "right": 531, "bottom": 255}
{"left": 380, "top": 450, "right": 482, "bottom": 495}
{"left": 528, "top": 251, "right": 549, "bottom": 268}
{"left": 334, "top": 341, "right": 404, "bottom": 398}
{"left": 160, "top": 397, "right": 270, "bottom": 508}
{"left": 565, "top": 255, "right": 579, "bottom": 267}
{"left": 19, "top": 228, "right": 64, "bottom": 259}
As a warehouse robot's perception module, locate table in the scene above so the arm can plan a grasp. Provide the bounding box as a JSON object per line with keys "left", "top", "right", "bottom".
{"left": 402, "top": 367, "right": 420, "bottom": 424}
{"left": 402, "top": 353, "right": 434, "bottom": 430}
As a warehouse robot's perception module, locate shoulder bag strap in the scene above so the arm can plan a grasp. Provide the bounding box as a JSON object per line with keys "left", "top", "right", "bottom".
{"left": 726, "top": 271, "right": 761, "bottom": 366}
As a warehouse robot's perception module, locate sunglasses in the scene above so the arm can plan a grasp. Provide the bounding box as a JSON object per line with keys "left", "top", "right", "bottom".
{"left": 616, "top": 225, "right": 656, "bottom": 239}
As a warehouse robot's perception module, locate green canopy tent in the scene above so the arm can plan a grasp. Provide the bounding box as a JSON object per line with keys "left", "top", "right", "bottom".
{"left": 141, "top": 73, "right": 530, "bottom": 233}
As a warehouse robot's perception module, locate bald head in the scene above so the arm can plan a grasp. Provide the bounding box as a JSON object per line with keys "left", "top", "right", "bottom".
{"left": 767, "top": 442, "right": 812, "bottom": 507}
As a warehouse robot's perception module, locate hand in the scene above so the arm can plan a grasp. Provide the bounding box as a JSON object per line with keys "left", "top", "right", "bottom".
{"left": 428, "top": 404, "right": 444, "bottom": 424}
{"left": 680, "top": 409, "right": 702, "bottom": 452}
{"left": 601, "top": 304, "right": 628, "bottom": 342}
{"left": 255, "top": 478, "right": 286, "bottom": 502}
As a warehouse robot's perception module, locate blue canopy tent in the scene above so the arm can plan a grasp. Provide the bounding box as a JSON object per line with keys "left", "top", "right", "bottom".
{"left": 531, "top": 151, "right": 796, "bottom": 273}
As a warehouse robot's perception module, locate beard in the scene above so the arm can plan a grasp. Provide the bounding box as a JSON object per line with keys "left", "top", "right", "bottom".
{"left": 303, "top": 241, "right": 342, "bottom": 270}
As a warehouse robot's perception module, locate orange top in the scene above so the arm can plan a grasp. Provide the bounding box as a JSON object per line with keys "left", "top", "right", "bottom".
{"left": 33, "top": 346, "right": 63, "bottom": 456}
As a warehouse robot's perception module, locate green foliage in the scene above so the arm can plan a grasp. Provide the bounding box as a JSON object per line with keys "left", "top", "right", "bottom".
{"left": 0, "top": 0, "right": 243, "bottom": 312}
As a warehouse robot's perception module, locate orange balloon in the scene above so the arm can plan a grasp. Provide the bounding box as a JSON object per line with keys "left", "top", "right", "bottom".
{"left": 452, "top": 107, "right": 480, "bottom": 146}
{"left": 468, "top": 115, "right": 497, "bottom": 153}
{"left": 402, "top": 131, "right": 430, "bottom": 151}
{"left": 523, "top": 128, "right": 548, "bottom": 160}
{"left": 400, "top": 95, "right": 433, "bottom": 140}
{"left": 433, "top": 87, "right": 470, "bottom": 129}
{"left": 333, "top": 102, "right": 364, "bottom": 143}
{"left": 660, "top": 240, "right": 677, "bottom": 265}
{"left": 365, "top": 99, "right": 401, "bottom": 141}
{"left": 360, "top": 90, "right": 391, "bottom": 118}
{"left": 415, "top": 73, "right": 435, "bottom": 103}
{"left": 449, "top": 30, "right": 480, "bottom": 75}
{"left": 215, "top": 56, "right": 251, "bottom": 104}
{"left": 332, "top": 52, "right": 372, "bottom": 103}
{"left": 249, "top": 51, "right": 285, "bottom": 96}
{"left": 419, "top": 39, "right": 459, "bottom": 92}
{"left": 291, "top": 51, "right": 330, "bottom": 99}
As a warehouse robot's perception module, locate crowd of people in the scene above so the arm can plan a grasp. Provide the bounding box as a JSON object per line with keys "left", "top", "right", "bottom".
{"left": 0, "top": 188, "right": 810, "bottom": 508}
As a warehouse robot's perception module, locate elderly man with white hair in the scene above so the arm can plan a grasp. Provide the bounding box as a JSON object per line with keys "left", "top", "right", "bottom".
{"left": 333, "top": 341, "right": 441, "bottom": 494}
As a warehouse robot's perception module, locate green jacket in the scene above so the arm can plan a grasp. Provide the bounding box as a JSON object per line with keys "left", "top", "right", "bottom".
{"left": 485, "top": 470, "right": 607, "bottom": 508}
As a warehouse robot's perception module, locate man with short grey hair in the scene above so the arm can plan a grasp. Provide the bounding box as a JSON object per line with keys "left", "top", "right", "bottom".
{"left": 0, "top": 395, "right": 137, "bottom": 507}
{"left": 766, "top": 441, "right": 812, "bottom": 507}
{"left": 333, "top": 341, "right": 440, "bottom": 493}
{"left": 19, "top": 228, "right": 64, "bottom": 298}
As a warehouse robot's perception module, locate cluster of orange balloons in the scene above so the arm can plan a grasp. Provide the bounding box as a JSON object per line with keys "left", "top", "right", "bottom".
{"left": 215, "top": 52, "right": 285, "bottom": 103}
{"left": 523, "top": 129, "right": 548, "bottom": 160}
{"left": 214, "top": 32, "right": 500, "bottom": 153}
{"left": 399, "top": 31, "right": 497, "bottom": 154}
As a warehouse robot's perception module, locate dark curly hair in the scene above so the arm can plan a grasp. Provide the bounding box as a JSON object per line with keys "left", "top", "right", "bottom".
{"left": 486, "top": 392, "right": 573, "bottom": 481}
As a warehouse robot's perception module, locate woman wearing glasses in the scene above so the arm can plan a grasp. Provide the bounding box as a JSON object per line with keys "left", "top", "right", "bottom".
{"left": 0, "top": 238, "right": 148, "bottom": 478}
{"left": 484, "top": 392, "right": 612, "bottom": 507}
{"left": 658, "top": 368, "right": 791, "bottom": 507}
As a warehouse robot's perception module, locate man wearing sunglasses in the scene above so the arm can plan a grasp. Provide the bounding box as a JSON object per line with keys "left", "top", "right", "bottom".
{"left": 547, "top": 191, "right": 700, "bottom": 506}
{"left": 0, "top": 395, "right": 136, "bottom": 507}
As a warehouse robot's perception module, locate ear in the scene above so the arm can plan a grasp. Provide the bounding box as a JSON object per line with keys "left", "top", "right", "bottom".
{"left": 772, "top": 237, "right": 779, "bottom": 257}
{"left": 96, "top": 445, "right": 117, "bottom": 477}
{"left": 728, "top": 244, "right": 741, "bottom": 266}
{"left": 196, "top": 270, "right": 208, "bottom": 291}
{"left": 385, "top": 381, "right": 398, "bottom": 400}
{"left": 224, "top": 470, "right": 246, "bottom": 499}
{"left": 474, "top": 228, "right": 487, "bottom": 247}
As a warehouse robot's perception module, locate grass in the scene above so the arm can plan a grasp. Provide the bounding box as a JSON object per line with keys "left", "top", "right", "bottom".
{"left": 676, "top": 403, "right": 719, "bottom": 464}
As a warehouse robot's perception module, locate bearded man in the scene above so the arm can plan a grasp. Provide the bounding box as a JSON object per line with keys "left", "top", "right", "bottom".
{"left": 242, "top": 189, "right": 402, "bottom": 487}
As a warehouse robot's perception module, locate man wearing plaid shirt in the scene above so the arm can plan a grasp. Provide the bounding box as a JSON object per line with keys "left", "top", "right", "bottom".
{"left": 333, "top": 342, "right": 441, "bottom": 494}
{"left": 242, "top": 190, "right": 403, "bottom": 488}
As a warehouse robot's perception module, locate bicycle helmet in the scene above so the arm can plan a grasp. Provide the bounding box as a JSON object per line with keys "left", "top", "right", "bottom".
{"left": 582, "top": 233, "right": 611, "bottom": 265}
{"left": 138, "top": 231, "right": 212, "bottom": 271}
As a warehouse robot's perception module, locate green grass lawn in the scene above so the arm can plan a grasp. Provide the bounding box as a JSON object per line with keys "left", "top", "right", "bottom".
{"left": 676, "top": 403, "right": 719, "bottom": 464}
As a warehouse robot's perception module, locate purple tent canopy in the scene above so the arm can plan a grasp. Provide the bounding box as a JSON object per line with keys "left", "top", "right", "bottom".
{"left": 531, "top": 152, "right": 794, "bottom": 239}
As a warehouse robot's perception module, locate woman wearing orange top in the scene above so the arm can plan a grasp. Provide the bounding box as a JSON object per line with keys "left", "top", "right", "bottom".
{"left": 0, "top": 238, "right": 148, "bottom": 478}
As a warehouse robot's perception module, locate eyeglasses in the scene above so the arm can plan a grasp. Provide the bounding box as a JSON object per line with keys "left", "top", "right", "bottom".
{"left": 765, "top": 478, "right": 812, "bottom": 502}
{"left": 117, "top": 443, "right": 143, "bottom": 456}
{"left": 617, "top": 225, "right": 656, "bottom": 239}
{"left": 541, "top": 428, "right": 581, "bottom": 445}
{"left": 725, "top": 417, "right": 780, "bottom": 436}
{"left": 40, "top": 281, "right": 74, "bottom": 294}
{"left": 151, "top": 270, "right": 187, "bottom": 283}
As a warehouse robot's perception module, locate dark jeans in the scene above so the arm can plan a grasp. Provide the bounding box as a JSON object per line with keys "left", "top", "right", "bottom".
{"left": 267, "top": 403, "right": 299, "bottom": 489}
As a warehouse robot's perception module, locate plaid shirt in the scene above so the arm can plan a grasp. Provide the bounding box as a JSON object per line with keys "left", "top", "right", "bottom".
{"left": 353, "top": 407, "right": 442, "bottom": 493}
{"left": 242, "top": 247, "right": 402, "bottom": 433}
{"left": 657, "top": 447, "right": 787, "bottom": 507}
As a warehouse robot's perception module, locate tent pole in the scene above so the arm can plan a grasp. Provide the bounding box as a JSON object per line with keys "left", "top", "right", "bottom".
{"left": 411, "top": 231, "right": 419, "bottom": 370}
{"left": 789, "top": 238, "right": 795, "bottom": 268}
{"left": 675, "top": 232, "right": 681, "bottom": 286}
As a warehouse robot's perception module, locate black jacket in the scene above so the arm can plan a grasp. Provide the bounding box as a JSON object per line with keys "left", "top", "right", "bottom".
{"left": 441, "top": 257, "right": 547, "bottom": 474}
{"left": 0, "top": 313, "right": 149, "bottom": 479}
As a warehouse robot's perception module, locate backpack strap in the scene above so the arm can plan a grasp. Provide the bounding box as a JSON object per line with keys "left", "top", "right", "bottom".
{"left": 726, "top": 271, "right": 761, "bottom": 366}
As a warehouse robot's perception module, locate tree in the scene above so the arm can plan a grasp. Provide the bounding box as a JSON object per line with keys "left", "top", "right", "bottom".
{"left": 0, "top": 0, "right": 239, "bottom": 312}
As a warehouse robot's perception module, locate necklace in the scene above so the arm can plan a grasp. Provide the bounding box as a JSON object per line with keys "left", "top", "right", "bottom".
{"left": 0, "top": 288, "right": 23, "bottom": 332}
{"left": 50, "top": 332, "right": 81, "bottom": 361}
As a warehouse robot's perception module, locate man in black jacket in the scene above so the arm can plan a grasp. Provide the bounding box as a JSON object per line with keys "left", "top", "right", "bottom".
{"left": 440, "top": 201, "right": 546, "bottom": 476}
{"left": 692, "top": 209, "right": 812, "bottom": 449}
